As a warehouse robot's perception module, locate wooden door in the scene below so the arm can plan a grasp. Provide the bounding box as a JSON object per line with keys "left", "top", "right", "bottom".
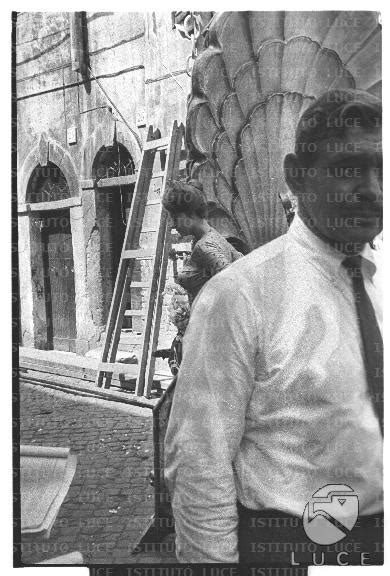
{"left": 41, "top": 209, "right": 77, "bottom": 351}
{"left": 99, "top": 186, "right": 133, "bottom": 328}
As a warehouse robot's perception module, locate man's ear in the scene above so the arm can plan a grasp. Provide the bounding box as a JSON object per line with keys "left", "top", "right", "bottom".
{"left": 284, "top": 153, "right": 305, "bottom": 197}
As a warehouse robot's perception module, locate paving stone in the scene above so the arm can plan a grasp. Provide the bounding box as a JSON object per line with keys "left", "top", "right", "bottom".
{"left": 18, "top": 382, "right": 156, "bottom": 565}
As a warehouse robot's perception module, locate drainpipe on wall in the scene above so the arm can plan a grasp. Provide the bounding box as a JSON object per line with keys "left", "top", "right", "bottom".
{"left": 70, "top": 12, "right": 89, "bottom": 78}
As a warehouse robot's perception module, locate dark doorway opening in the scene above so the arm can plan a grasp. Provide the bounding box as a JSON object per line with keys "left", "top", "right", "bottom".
{"left": 92, "top": 141, "right": 136, "bottom": 326}
{"left": 41, "top": 209, "right": 77, "bottom": 351}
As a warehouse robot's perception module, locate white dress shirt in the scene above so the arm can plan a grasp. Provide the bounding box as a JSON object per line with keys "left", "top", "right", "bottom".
{"left": 164, "top": 215, "right": 383, "bottom": 563}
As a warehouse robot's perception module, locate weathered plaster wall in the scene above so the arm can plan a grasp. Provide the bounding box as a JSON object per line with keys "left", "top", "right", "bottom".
{"left": 143, "top": 13, "right": 191, "bottom": 135}
{"left": 18, "top": 215, "right": 34, "bottom": 347}
{"left": 70, "top": 205, "right": 101, "bottom": 354}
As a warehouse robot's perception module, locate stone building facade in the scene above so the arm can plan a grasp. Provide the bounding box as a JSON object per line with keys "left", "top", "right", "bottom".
{"left": 17, "top": 12, "right": 194, "bottom": 354}
{"left": 18, "top": 11, "right": 379, "bottom": 356}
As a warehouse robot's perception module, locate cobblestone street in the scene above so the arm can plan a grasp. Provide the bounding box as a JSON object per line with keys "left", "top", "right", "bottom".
{"left": 17, "top": 381, "right": 164, "bottom": 565}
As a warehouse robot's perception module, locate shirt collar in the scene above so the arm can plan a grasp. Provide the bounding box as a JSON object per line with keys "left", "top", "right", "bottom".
{"left": 361, "top": 242, "right": 379, "bottom": 278}
{"left": 288, "top": 213, "right": 378, "bottom": 278}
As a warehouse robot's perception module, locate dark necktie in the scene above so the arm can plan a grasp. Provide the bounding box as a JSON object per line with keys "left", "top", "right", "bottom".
{"left": 343, "top": 255, "right": 383, "bottom": 436}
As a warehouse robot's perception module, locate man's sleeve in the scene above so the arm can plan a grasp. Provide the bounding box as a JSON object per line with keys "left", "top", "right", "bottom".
{"left": 164, "top": 273, "right": 258, "bottom": 563}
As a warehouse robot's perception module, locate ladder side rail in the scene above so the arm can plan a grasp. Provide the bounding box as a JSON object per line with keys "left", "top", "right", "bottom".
{"left": 135, "top": 122, "right": 183, "bottom": 396}
{"left": 96, "top": 257, "right": 131, "bottom": 387}
{"left": 144, "top": 217, "right": 173, "bottom": 398}
{"left": 120, "top": 149, "right": 157, "bottom": 253}
{"left": 101, "top": 270, "right": 134, "bottom": 389}
{"left": 135, "top": 205, "right": 168, "bottom": 396}
{"left": 99, "top": 258, "right": 133, "bottom": 359}
{"left": 143, "top": 125, "right": 185, "bottom": 396}
{"left": 112, "top": 126, "right": 156, "bottom": 263}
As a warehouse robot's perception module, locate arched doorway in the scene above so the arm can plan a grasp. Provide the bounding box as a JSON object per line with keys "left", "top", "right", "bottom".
{"left": 92, "top": 142, "right": 136, "bottom": 325}
{"left": 27, "top": 163, "right": 77, "bottom": 351}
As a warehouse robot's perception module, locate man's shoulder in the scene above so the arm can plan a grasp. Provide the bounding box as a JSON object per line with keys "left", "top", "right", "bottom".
{"left": 196, "top": 233, "right": 288, "bottom": 297}
{"left": 220, "top": 233, "right": 288, "bottom": 278}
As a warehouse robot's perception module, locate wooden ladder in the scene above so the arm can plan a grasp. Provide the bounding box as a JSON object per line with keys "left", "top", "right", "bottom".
{"left": 95, "top": 121, "right": 185, "bottom": 396}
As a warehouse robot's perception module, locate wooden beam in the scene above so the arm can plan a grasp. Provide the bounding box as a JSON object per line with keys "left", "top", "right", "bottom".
{"left": 20, "top": 358, "right": 98, "bottom": 382}
{"left": 98, "top": 362, "right": 139, "bottom": 375}
{"left": 20, "top": 370, "right": 160, "bottom": 409}
{"left": 18, "top": 197, "right": 82, "bottom": 213}
{"left": 80, "top": 175, "right": 138, "bottom": 190}
{"left": 97, "top": 174, "right": 137, "bottom": 187}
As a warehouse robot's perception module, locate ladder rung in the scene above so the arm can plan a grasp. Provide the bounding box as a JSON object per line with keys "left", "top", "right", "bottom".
{"left": 124, "top": 309, "right": 146, "bottom": 317}
{"left": 130, "top": 282, "right": 150, "bottom": 289}
{"left": 141, "top": 228, "right": 158, "bottom": 233}
{"left": 122, "top": 249, "right": 154, "bottom": 260}
{"left": 143, "top": 136, "right": 169, "bottom": 151}
{"left": 152, "top": 171, "right": 165, "bottom": 179}
{"left": 98, "top": 362, "right": 139, "bottom": 375}
{"left": 146, "top": 199, "right": 161, "bottom": 206}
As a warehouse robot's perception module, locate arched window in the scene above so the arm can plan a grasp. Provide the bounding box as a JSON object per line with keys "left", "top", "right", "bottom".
{"left": 92, "top": 142, "right": 135, "bottom": 181}
{"left": 26, "top": 162, "right": 70, "bottom": 203}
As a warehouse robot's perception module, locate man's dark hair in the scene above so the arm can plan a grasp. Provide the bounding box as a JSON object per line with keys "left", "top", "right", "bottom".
{"left": 162, "top": 179, "right": 208, "bottom": 218}
{"left": 295, "top": 89, "right": 382, "bottom": 167}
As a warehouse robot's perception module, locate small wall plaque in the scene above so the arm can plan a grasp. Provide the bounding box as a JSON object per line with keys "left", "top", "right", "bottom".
{"left": 67, "top": 126, "right": 77, "bottom": 145}
{"left": 136, "top": 107, "right": 146, "bottom": 128}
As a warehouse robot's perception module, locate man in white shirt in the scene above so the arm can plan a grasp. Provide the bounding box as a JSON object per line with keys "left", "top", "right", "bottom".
{"left": 164, "top": 89, "right": 383, "bottom": 566}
